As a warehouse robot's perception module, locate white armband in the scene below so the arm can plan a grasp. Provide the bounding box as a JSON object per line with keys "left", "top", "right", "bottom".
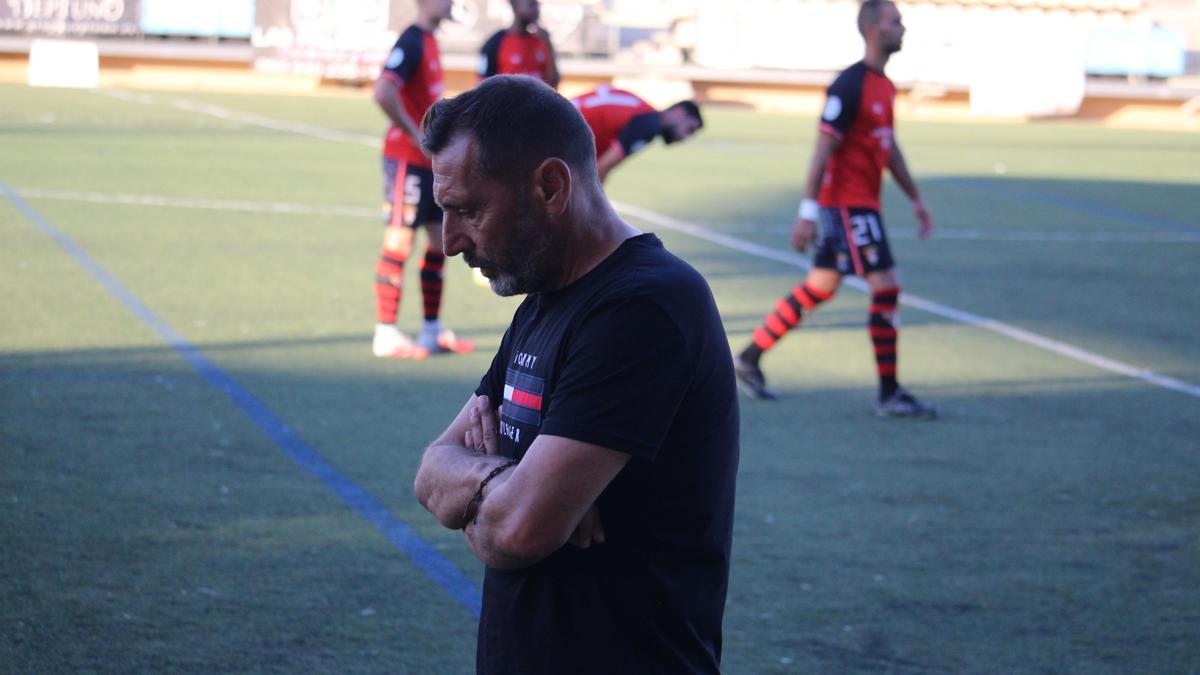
{"left": 798, "top": 199, "right": 820, "bottom": 221}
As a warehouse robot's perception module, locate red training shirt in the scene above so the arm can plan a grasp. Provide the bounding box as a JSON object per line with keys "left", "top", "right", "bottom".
{"left": 572, "top": 86, "right": 661, "bottom": 160}
{"left": 478, "top": 29, "right": 554, "bottom": 84}
{"left": 817, "top": 61, "right": 895, "bottom": 210}
{"left": 379, "top": 25, "right": 444, "bottom": 168}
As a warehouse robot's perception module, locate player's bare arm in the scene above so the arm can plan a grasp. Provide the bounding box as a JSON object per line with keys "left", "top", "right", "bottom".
{"left": 595, "top": 143, "right": 626, "bottom": 184}
{"left": 373, "top": 77, "right": 425, "bottom": 148}
{"left": 888, "top": 143, "right": 933, "bottom": 238}
{"left": 792, "top": 131, "right": 840, "bottom": 252}
{"left": 537, "top": 26, "right": 561, "bottom": 89}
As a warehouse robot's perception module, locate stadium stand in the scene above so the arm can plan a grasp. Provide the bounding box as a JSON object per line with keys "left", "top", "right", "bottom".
{"left": 1, "top": 0, "right": 1196, "bottom": 128}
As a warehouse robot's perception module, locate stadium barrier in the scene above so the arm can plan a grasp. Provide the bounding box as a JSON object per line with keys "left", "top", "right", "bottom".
{"left": 1, "top": 5, "right": 1197, "bottom": 130}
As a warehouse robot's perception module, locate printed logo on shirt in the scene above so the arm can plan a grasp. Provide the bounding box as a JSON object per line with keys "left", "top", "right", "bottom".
{"left": 511, "top": 54, "right": 523, "bottom": 65}
{"left": 503, "top": 366, "right": 544, "bottom": 427}
{"left": 823, "top": 95, "right": 842, "bottom": 122}
{"left": 872, "top": 102, "right": 884, "bottom": 116}
{"left": 386, "top": 48, "right": 404, "bottom": 68}
{"left": 871, "top": 126, "right": 894, "bottom": 151}
{"left": 577, "top": 85, "right": 643, "bottom": 109}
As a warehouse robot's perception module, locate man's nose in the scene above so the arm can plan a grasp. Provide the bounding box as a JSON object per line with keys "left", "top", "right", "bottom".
{"left": 442, "top": 217, "right": 468, "bottom": 257}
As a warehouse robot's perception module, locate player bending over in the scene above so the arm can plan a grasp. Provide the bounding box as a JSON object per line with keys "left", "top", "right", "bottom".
{"left": 572, "top": 86, "right": 703, "bottom": 184}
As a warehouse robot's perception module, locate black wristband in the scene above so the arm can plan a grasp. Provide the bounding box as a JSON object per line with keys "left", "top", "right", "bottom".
{"left": 462, "top": 459, "right": 518, "bottom": 525}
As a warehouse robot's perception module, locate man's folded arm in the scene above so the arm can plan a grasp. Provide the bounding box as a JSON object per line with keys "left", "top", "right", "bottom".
{"left": 465, "top": 434, "right": 630, "bottom": 569}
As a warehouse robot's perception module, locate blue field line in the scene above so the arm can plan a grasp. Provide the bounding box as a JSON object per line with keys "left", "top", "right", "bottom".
{"left": 944, "top": 176, "right": 1200, "bottom": 233}
{"left": 1, "top": 179, "right": 483, "bottom": 619}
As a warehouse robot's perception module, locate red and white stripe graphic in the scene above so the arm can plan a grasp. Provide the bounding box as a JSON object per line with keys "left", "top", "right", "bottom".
{"left": 504, "top": 384, "right": 543, "bottom": 410}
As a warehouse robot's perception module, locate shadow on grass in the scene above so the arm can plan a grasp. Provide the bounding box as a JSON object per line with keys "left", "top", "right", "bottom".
{"left": 3, "top": 334, "right": 1198, "bottom": 673}
{"left": 1, "top": 339, "right": 489, "bottom": 673}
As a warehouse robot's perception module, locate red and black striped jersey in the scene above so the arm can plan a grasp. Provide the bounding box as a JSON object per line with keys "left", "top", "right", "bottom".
{"left": 478, "top": 29, "right": 554, "bottom": 84}
{"left": 571, "top": 86, "right": 661, "bottom": 160}
{"left": 379, "top": 25, "right": 444, "bottom": 167}
{"left": 818, "top": 61, "right": 895, "bottom": 210}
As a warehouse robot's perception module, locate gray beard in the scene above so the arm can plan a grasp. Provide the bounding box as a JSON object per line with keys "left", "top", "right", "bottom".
{"left": 466, "top": 209, "right": 564, "bottom": 297}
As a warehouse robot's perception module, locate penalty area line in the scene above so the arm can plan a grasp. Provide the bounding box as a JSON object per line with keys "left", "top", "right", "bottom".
{"left": 94, "top": 89, "right": 379, "bottom": 148}
{"left": 612, "top": 201, "right": 1200, "bottom": 400}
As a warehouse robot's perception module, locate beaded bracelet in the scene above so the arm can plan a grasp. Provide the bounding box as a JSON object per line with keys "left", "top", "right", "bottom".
{"left": 462, "top": 459, "right": 519, "bottom": 525}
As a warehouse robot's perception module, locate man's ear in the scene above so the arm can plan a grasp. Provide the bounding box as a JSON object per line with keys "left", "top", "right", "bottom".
{"left": 531, "top": 157, "right": 572, "bottom": 216}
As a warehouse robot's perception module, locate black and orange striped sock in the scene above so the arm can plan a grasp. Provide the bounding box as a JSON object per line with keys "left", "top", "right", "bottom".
{"left": 869, "top": 287, "right": 900, "bottom": 398}
{"left": 374, "top": 252, "right": 406, "bottom": 324}
{"left": 741, "top": 283, "right": 833, "bottom": 364}
{"left": 419, "top": 248, "right": 445, "bottom": 322}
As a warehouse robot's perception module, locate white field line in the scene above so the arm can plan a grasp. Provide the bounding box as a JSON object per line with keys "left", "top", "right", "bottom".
{"left": 95, "top": 90, "right": 1200, "bottom": 399}
{"left": 613, "top": 201, "right": 1200, "bottom": 399}
{"left": 14, "top": 188, "right": 379, "bottom": 219}
{"left": 17, "top": 186, "right": 1197, "bottom": 244}
{"left": 708, "top": 223, "right": 1200, "bottom": 244}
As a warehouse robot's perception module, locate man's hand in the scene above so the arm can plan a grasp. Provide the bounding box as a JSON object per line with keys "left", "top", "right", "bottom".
{"left": 791, "top": 216, "right": 818, "bottom": 252}
{"left": 464, "top": 395, "right": 500, "bottom": 456}
{"left": 414, "top": 395, "right": 511, "bottom": 531}
{"left": 464, "top": 395, "right": 606, "bottom": 549}
{"left": 913, "top": 199, "right": 934, "bottom": 239}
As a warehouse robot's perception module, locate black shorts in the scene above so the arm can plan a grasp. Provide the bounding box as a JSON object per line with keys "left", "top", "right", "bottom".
{"left": 382, "top": 157, "right": 442, "bottom": 227}
{"left": 812, "top": 207, "right": 895, "bottom": 276}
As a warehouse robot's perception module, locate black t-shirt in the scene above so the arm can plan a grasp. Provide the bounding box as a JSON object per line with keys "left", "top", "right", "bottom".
{"left": 384, "top": 25, "right": 426, "bottom": 82}
{"left": 474, "top": 233, "right": 740, "bottom": 674}
{"left": 478, "top": 30, "right": 505, "bottom": 78}
{"left": 618, "top": 111, "right": 663, "bottom": 156}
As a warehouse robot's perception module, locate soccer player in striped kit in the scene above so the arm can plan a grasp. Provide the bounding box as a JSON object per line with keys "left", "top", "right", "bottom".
{"left": 734, "top": 0, "right": 937, "bottom": 418}
{"left": 372, "top": 0, "right": 474, "bottom": 359}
